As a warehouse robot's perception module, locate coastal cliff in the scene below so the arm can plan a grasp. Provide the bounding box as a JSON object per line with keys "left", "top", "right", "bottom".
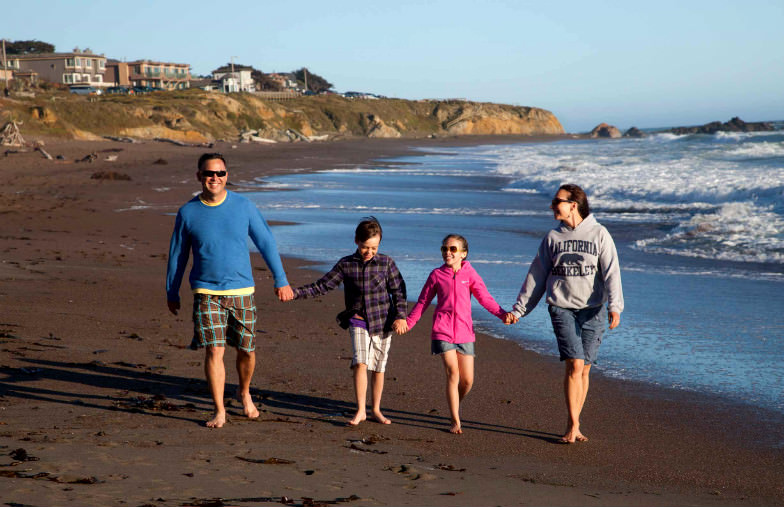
{"left": 1, "top": 89, "right": 564, "bottom": 142}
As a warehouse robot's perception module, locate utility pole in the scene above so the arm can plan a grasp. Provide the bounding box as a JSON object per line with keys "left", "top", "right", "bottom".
{"left": 303, "top": 67, "right": 308, "bottom": 92}
{"left": 230, "top": 56, "right": 237, "bottom": 93}
{"left": 1, "top": 39, "right": 7, "bottom": 93}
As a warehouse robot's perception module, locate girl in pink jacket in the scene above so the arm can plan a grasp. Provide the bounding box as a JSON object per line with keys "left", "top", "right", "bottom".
{"left": 406, "top": 234, "right": 513, "bottom": 434}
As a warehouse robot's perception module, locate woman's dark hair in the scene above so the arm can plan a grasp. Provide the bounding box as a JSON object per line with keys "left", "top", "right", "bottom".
{"left": 197, "top": 152, "right": 226, "bottom": 171}
{"left": 355, "top": 216, "right": 382, "bottom": 242}
{"left": 442, "top": 234, "right": 468, "bottom": 256}
{"left": 559, "top": 183, "right": 590, "bottom": 219}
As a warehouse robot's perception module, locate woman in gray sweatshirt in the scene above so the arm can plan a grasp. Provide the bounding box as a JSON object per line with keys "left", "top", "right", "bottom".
{"left": 506, "top": 183, "right": 624, "bottom": 444}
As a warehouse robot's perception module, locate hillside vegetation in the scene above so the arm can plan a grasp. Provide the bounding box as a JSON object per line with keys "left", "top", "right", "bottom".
{"left": 1, "top": 88, "right": 564, "bottom": 143}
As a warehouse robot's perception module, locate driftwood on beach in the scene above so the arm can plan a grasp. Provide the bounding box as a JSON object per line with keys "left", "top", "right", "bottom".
{"left": 153, "top": 137, "right": 214, "bottom": 148}
{"left": 1, "top": 121, "right": 25, "bottom": 146}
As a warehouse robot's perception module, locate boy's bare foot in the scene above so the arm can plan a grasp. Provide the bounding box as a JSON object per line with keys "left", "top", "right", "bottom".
{"left": 371, "top": 410, "right": 391, "bottom": 424}
{"left": 449, "top": 421, "right": 463, "bottom": 434}
{"left": 236, "top": 392, "right": 260, "bottom": 419}
{"left": 206, "top": 411, "right": 226, "bottom": 428}
{"left": 347, "top": 412, "right": 367, "bottom": 426}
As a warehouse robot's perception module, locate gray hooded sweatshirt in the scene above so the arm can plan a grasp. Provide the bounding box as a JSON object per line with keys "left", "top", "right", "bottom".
{"left": 511, "top": 214, "right": 624, "bottom": 318}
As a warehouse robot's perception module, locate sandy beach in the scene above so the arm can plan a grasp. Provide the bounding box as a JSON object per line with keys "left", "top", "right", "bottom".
{"left": 1, "top": 136, "right": 783, "bottom": 507}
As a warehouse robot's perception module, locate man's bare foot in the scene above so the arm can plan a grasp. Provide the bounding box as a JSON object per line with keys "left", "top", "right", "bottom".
{"left": 347, "top": 412, "right": 367, "bottom": 426}
{"left": 206, "top": 411, "right": 226, "bottom": 428}
{"left": 371, "top": 410, "right": 391, "bottom": 425}
{"left": 449, "top": 421, "right": 463, "bottom": 434}
{"left": 236, "top": 392, "right": 260, "bottom": 419}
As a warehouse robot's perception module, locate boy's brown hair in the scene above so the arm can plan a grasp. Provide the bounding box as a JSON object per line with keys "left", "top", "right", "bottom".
{"left": 355, "top": 216, "right": 382, "bottom": 242}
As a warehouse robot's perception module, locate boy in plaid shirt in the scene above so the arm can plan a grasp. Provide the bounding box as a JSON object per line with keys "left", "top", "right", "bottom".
{"left": 292, "top": 217, "right": 408, "bottom": 425}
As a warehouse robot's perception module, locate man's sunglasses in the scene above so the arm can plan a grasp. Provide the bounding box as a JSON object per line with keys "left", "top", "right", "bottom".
{"left": 201, "top": 170, "right": 227, "bottom": 178}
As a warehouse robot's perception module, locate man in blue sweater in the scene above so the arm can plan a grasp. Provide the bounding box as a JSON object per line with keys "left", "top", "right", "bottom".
{"left": 166, "top": 153, "right": 293, "bottom": 428}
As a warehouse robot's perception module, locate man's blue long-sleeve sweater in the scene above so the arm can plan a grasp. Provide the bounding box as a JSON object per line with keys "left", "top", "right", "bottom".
{"left": 166, "top": 191, "right": 288, "bottom": 302}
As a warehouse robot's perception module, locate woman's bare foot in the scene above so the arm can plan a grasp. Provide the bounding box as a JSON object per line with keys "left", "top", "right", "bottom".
{"left": 371, "top": 410, "right": 391, "bottom": 425}
{"left": 449, "top": 421, "right": 463, "bottom": 434}
{"left": 236, "top": 392, "right": 260, "bottom": 419}
{"left": 347, "top": 412, "right": 367, "bottom": 426}
{"left": 559, "top": 429, "right": 588, "bottom": 443}
{"left": 206, "top": 411, "right": 226, "bottom": 428}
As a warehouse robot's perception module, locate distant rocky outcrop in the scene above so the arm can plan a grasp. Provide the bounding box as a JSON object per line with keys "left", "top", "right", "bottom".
{"left": 435, "top": 102, "right": 564, "bottom": 136}
{"left": 669, "top": 117, "right": 775, "bottom": 135}
{"left": 590, "top": 123, "right": 622, "bottom": 138}
{"left": 623, "top": 127, "right": 646, "bottom": 138}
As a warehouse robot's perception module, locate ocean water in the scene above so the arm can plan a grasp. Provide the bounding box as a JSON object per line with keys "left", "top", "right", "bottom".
{"left": 246, "top": 127, "right": 784, "bottom": 414}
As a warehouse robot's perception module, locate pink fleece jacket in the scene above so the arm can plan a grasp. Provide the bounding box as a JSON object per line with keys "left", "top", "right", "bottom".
{"left": 406, "top": 261, "right": 507, "bottom": 344}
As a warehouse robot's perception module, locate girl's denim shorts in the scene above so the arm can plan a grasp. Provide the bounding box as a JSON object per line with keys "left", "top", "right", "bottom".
{"left": 431, "top": 339, "right": 475, "bottom": 356}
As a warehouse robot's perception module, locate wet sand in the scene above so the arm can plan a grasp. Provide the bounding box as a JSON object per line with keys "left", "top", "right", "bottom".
{"left": 1, "top": 136, "right": 783, "bottom": 506}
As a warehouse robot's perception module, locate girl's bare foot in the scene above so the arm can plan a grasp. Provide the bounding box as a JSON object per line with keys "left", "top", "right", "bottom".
{"left": 371, "top": 410, "right": 391, "bottom": 424}
{"left": 206, "top": 411, "right": 226, "bottom": 428}
{"left": 449, "top": 421, "right": 463, "bottom": 434}
{"left": 236, "top": 392, "right": 260, "bottom": 419}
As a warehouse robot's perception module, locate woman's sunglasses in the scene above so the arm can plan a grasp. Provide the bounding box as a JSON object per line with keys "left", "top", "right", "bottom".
{"left": 440, "top": 246, "right": 463, "bottom": 254}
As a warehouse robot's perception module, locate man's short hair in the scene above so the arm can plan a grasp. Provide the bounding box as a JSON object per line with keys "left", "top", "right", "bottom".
{"left": 198, "top": 152, "right": 226, "bottom": 172}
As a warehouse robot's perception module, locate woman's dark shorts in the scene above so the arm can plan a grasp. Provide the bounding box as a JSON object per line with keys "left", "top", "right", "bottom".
{"left": 548, "top": 304, "right": 606, "bottom": 364}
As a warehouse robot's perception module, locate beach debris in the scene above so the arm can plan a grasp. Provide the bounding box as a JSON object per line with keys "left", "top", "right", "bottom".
{"left": 103, "top": 135, "right": 140, "bottom": 143}
{"left": 0, "top": 121, "right": 25, "bottom": 146}
{"left": 10, "top": 448, "right": 39, "bottom": 462}
{"left": 153, "top": 157, "right": 168, "bottom": 165}
{"left": 347, "top": 434, "right": 388, "bottom": 445}
{"left": 104, "top": 154, "right": 118, "bottom": 162}
{"left": 4, "top": 148, "right": 28, "bottom": 156}
{"left": 76, "top": 152, "right": 98, "bottom": 163}
{"left": 154, "top": 137, "right": 214, "bottom": 148}
{"left": 119, "top": 331, "right": 144, "bottom": 340}
{"left": 239, "top": 129, "right": 277, "bottom": 144}
{"left": 235, "top": 456, "right": 295, "bottom": 464}
{"left": 346, "top": 443, "right": 387, "bottom": 455}
{"left": 286, "top": 128, "right": 312, "bottom": 142}
{"left": 0, "top": 469, "right": 99, "bottom": 484}
{"left": 35, "top": 146, "right": 53, "bottom": 159}
{"left": 112, "top": 394, "right": 193, "bottom": 412}
{"left": 182, "top": 494, "right": 361, "bottom": 506}
{"left": 435, "top": 463, "right": 466, "bottom": 472}
{"left": 90, "top": 171, "right": 132, "bottom": 181}
{"left": 386, "top": 464, "right": 436, "bottom": 480}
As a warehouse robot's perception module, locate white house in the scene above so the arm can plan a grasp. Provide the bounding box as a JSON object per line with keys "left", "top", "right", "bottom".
{"left": 212, "top": 69, "right": 255, "bottom": 93}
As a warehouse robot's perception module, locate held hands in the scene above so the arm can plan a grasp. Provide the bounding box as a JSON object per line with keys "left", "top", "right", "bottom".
{"left": 503, "top": 312, "right": 519, "bottom": 325}
{"left": 392, "top": 319, "right": 409, "bottom": 335}
{"left": 275, "top": 285, "right": 294, "bottom": 302}
{"left": 608, "top": 311, "right": 620, "bottom": 330}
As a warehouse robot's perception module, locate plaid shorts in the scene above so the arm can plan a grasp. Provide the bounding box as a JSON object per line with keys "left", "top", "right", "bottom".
{"left": 192, "top": 294, "right": 257, "bottom": 352}
{"left": 349, "top": 326, "right": 392, "bottom": 372}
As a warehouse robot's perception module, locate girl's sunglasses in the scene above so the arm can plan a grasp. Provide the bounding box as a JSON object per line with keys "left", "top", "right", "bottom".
{"left": 440, "top": 246, "right": 463, "bottom": 253}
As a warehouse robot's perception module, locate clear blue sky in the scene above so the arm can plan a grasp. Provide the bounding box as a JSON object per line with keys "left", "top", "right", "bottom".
{"left": 3, "top": 0, "right": 783, "bottom": 132}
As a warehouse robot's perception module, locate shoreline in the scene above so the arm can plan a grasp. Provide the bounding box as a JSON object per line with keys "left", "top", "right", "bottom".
{"left": 1, "top": 136, "right": 783, "bottom": 506}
